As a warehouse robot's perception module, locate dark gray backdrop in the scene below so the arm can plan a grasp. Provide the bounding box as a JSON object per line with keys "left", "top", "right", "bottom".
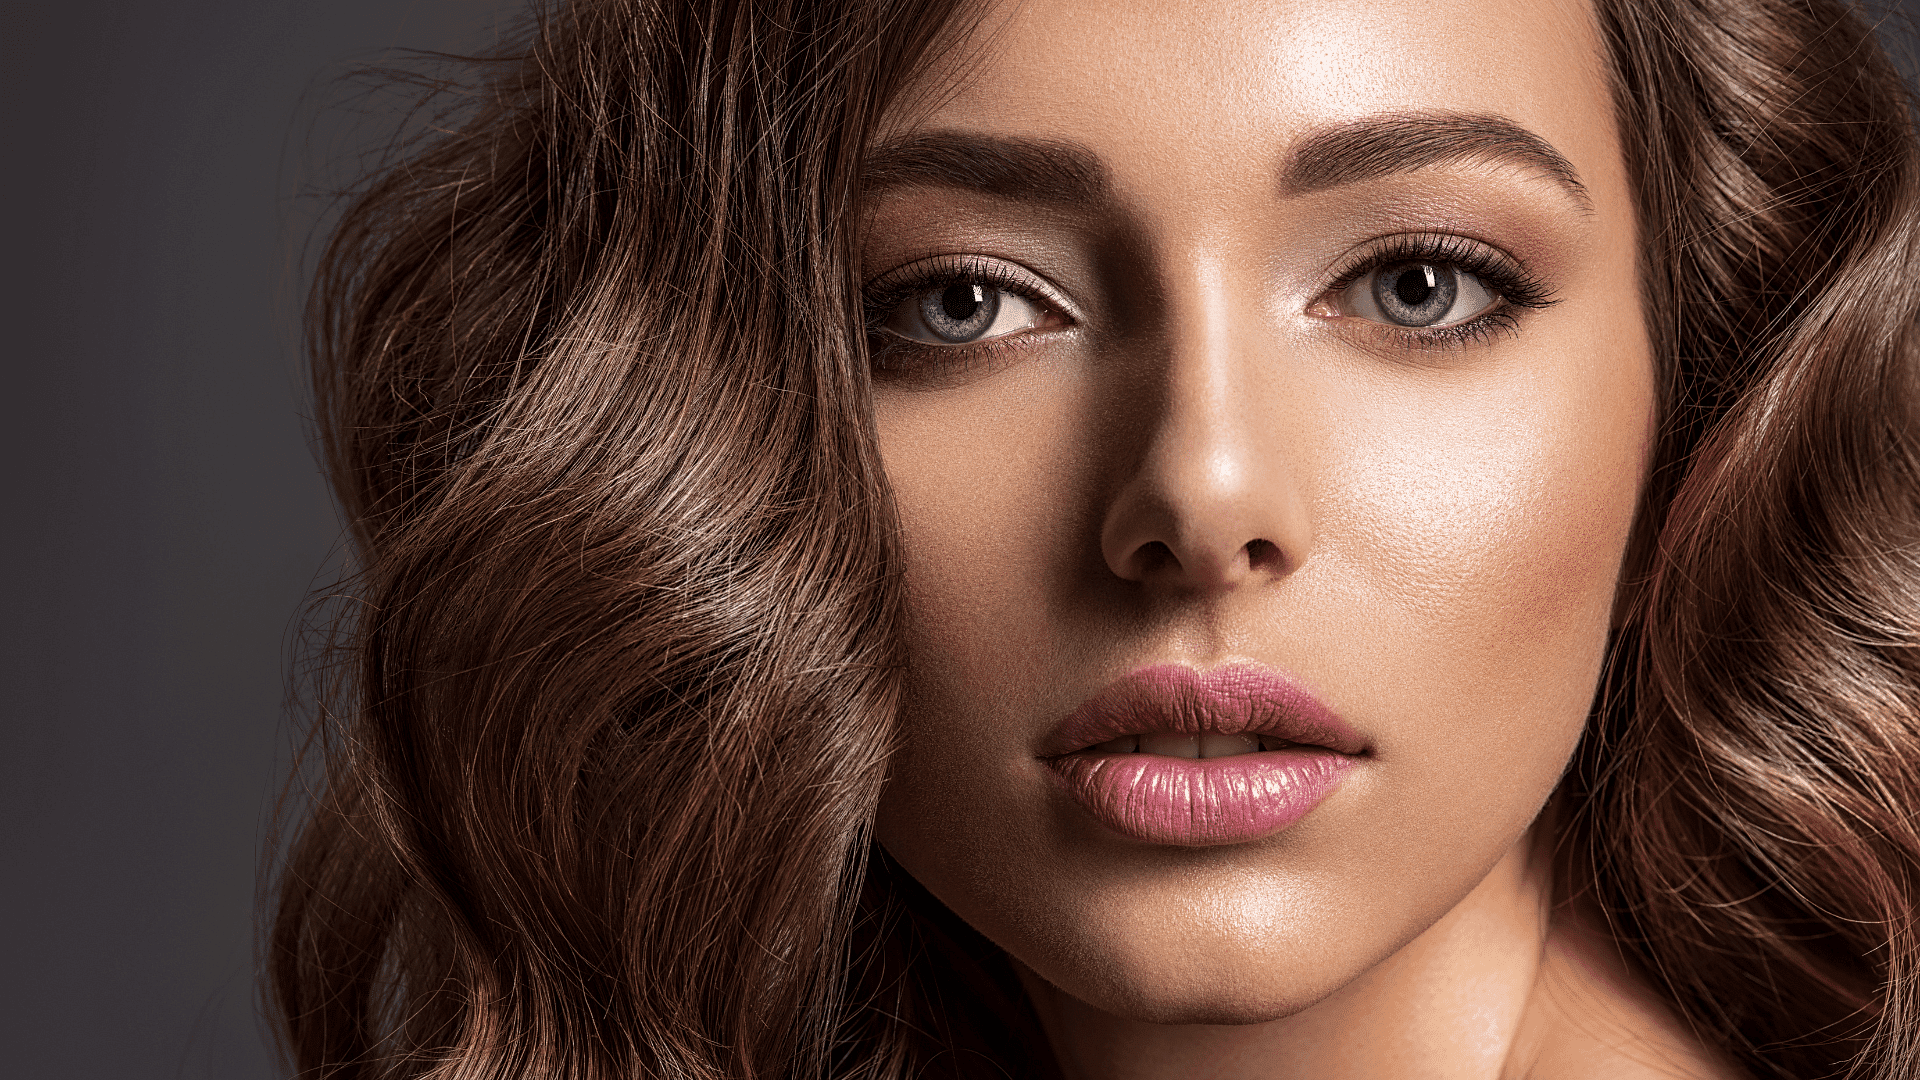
{"left": 7, "top": 3, "right": 1920, "bottom": 1079}
{"left": 3, "top": 3, "right": 512, "bottom": 1077}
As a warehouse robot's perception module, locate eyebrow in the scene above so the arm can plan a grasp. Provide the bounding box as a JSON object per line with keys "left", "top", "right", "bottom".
{"left": 1280, "top": 112, "right": 1592, "bottom": 211}
{"left": 860, "top": 131, "right": 1112, "bottom": 205}
{"left": 860, "top": 112, "right": 1589, "bottom": 211}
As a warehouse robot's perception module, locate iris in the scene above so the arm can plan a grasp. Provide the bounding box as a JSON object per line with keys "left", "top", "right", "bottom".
{"left": 921, "top": 283, "right": 1001, "bottom": 342}
{"left": 1374, "top": 262, "right": 1458, "bottom": 326}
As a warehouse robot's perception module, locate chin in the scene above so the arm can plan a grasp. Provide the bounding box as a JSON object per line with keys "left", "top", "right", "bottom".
{"left": 1092, "top": 990, "right": 1317, "bottom": 1028}
{"left": 1013, "top": 919, "right": 1368, "bottom": 1028}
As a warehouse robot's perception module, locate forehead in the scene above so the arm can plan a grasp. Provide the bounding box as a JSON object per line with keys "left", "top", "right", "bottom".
{"left": 904, "top": 0, "right": 1618, "bottom": 200}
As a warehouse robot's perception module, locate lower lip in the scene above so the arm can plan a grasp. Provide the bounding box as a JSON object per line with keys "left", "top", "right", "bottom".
{"left": 1047, "top": 748, "right": 1354, "bottom": 846}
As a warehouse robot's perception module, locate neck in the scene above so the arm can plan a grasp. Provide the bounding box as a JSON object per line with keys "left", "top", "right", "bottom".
{"left": 1016, "top": 826, "right": 1735, "bottom": 1080}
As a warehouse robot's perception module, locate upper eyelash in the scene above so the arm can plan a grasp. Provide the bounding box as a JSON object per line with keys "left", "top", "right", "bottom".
{"left": 862, "top": 254, "right": 1064, "bottom": 331}
{"left": 861, "top": 255, "right": 1068, "bottom": 377}
{"left": 1322, "top": 233, "right": 1557, "bottom": 350}
{"left": 1328, "top": 233, "right": 1556, "bottom": 312}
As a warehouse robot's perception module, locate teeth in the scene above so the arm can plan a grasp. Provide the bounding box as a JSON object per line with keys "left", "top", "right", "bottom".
{"left": 1088, "top": 733, "right": 1290, "bottom": 757}
{"left": 1199, "top": 733, "right": 1260, "bottom": 758}
{"left": 1137, "top": 733, "right": 1200, "bottom": 758}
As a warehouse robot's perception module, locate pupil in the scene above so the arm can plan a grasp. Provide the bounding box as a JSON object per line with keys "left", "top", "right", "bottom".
{"left": 942, "top": 284, "right": 983, "bottom": 321}
{"left": 919, "top": 281, "right": 1000, "bottom": 343}
{"left": 1372, "top": 261, "right": 1457, "bottom": 326}
{"left": 1395, "top": 265, "right": 1435, "bottom": 307}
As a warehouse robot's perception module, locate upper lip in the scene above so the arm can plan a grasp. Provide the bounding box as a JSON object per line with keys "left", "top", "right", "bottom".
{"left": 1039, "top": 662, "right": 1368, "bottom": 759}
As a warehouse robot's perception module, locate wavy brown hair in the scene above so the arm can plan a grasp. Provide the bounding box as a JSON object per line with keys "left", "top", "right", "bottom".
{"left": 270, "top": 0, "right": 1920, "bottom": 1077}
{"left": 1567, "top": 0, "right": 1920, "bottom": 1075}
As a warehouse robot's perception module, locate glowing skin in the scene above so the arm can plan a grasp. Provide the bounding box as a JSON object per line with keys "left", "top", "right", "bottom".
{"left": 866, "top": 0, "right": 1737, "bottom": 1076}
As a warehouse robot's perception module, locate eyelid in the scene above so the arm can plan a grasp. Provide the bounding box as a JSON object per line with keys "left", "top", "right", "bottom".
{"left": 861, "top": 254, "right": 1078, "bottom": 381}
{"left": 1312, "top": 232, "right": 1557, "bottom": 348}
{"left": 863, "top": 253, "right": 1078, "bottom": 326}
{"left": 1321, "top": 232, "right": 1553, "bottom": 309}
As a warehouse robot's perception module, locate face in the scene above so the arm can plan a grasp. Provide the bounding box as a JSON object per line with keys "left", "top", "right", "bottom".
{"left": 866, "top": 0, "right": 1652, "bottom": 1025}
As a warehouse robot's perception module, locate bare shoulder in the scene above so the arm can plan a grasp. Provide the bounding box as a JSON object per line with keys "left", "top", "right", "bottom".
{"left": 1503, "top": 919, "right": 1747, "bottom": 1080}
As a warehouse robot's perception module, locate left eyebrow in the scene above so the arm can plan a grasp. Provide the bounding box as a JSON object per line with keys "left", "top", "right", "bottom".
{"left": 1281, "top": 112, "right": 1592, "bottom": 212}
{"left": 860, "top": 131, "right": 1113, "bottom": 207}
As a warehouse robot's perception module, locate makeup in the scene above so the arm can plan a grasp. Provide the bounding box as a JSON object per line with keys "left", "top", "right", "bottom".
{"left": 1042, "top": 664, "right": 1366, "bottom": 846}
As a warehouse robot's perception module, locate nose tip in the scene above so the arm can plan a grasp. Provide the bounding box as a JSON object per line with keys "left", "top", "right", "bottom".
{"left": 1096, "top": 383, "right": 1311, "bottom": 591}
{"left": 1096, "top": 256, "right": 1310, "bottom": 594}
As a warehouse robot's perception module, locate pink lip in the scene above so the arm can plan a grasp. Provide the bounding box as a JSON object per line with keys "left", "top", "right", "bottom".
{"left": 1043, "top": 664, "right": 1366, "bottom": 846}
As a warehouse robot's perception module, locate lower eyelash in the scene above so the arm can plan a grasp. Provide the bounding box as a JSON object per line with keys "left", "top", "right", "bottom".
{"left": 1329, "top": 234, "right": 1556, "bottom": 348}
{"left": 861, "top": 256, "right": 1066, "bottom": 378}
{"left": 868, "top": 333, "right": 1030, "bottom": 378}
{"left": 1378, "top": 307, "right": 1525, "bottom": 350}
{"left": 864, "top": 236, "right": 1548, "bottom": 365}
{"left": 862, "top": 255, "right": 1055, "bottom": 334}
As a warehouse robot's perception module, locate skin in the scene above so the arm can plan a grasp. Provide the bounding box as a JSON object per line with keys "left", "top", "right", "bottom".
{"left": 866, "top": 0, "right": 1738, "bottom": 1075}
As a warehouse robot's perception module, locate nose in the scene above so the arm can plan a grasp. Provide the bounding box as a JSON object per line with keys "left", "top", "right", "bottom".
{"left": 1098, "top": 267, "right": 1311, "bottom": 590}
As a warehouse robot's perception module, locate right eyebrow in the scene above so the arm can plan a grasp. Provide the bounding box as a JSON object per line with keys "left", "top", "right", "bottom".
{"left": 1281, "top": 112, "right": 1592, "bottom": 212}
{"left": 860, "top": 131, "right": 1113, "bottom": 206}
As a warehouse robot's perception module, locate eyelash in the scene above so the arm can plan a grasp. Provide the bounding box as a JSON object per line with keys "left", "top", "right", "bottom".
{"left": 862, "top": 254, "right": 1062, "bottom": 374}
{"left": 860, "top": 234, "right": 1557, "bottom": 369}
{"left": 1322, "top": 232, "right": 1557, "bottom": 350}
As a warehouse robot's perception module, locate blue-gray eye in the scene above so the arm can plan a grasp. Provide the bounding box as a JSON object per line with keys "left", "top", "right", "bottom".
{"left": 1344, "top": 261, "right": 1498, "bottom": 328}
{"left": 885, "top": 282, "right": 1046, "bottom": 345}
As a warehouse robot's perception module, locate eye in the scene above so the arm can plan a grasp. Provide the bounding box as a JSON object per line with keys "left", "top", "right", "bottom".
{"left": 1337, "top": 261, "right": 1500, "bottom": 328}
{"left": 882, "top": 281, "right": 1053, "bottom": 345}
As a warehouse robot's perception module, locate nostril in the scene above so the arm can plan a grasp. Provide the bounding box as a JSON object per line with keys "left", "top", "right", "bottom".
{"left": 1137, "top": 540, "right": 1180, "bottom": 577}
{"left": 1245, "top": 539, "right": 1284, "bottom": 574}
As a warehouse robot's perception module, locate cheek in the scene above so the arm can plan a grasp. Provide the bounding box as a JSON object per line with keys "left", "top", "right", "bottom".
{"left": 878, "top": 335, "right": 1655, "bottom": 781}
{"left": 878, "top": 369, "right": 1097, "bottom": 680}
{"left": 1300, "top": 342, "right": 1654, "bottom": 816}
{"left": 1325, "top": 371, "right": 1645, "bottom": 644}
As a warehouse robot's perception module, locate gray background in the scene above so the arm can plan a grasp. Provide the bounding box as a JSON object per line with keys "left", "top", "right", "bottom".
{"left": 4, "top": 3, "right": 512, "bottom": 1077}
{"left": 6, "top": 3, "right": 1919, "bottom": 1078}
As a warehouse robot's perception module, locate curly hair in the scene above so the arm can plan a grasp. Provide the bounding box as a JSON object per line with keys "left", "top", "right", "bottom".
{"left": 269, "top": 1, "right": 1920, "bottom": 1077}
{"left": 1568, "top": 0, "right": 1920, "bottom": 1074}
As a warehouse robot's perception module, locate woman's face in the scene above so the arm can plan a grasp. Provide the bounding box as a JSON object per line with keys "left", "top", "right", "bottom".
{"left": 867, "top": 0, "right": 1651, "bottom": 1024}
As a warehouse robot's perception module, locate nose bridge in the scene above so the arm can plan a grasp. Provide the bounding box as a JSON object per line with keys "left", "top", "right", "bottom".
{"left": 1160, "top": 256, "right": 1254, "bottom": 528}
{"left": 1100, "top": 249, "right": 1308, "bottom": 588}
